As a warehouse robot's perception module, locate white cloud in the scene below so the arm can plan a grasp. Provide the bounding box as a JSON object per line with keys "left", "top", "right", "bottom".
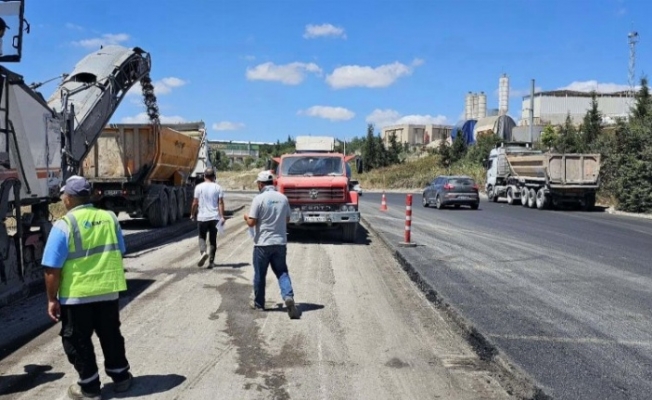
{"left": 303, "top": 23, "right": 346, "bottom": 39}
{"left": 121, "top": 112, "right": 186, "bottom": 124}
{"left": 127, "top": 77, "right": 187, "bottom": 96}
{"left": 246, "top": 62, "right": 322, "bottom": 85}
{"left": 326, "top": 59, "right": 423, "bottom": 89}
{"left": 71, "top": 33, "right": 130, "bottom": 49}
{"left": 558, "top": 80, "right": 634, "bottom": 93}
{"left": 298, "top": 105, "right": 355, "bottom": 121}
{"left": 365, "top": 109, "right": 448, "bottom": 128}
{"left": 212, "top": 121, "right": 245, "bottom": 131}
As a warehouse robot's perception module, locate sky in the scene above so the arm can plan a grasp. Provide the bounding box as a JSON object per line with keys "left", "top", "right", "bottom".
{"left": 6, "top": 0, "right": 649, "bottom": 142}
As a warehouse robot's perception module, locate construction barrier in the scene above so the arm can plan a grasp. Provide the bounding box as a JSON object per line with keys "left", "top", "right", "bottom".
{"left": 399, "top": 194, "right": 417, "bottom": 247}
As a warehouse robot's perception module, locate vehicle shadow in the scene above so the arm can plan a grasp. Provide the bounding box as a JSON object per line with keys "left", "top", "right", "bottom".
{"left": 104, "top": 374, "right": 186, "bottom": 399}
{"left": 287, "top": 224, "right": 372, "bottom": 245}
{"left": 0, "top": 364, "right": 65, "bottom": 396}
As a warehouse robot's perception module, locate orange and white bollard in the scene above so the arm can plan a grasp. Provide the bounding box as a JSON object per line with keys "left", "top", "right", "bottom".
{"left": 399, "top": 194, "right": 417, "bottom": 247}
{"left": 380, "top": 192, "right": 388, "bottom": 211}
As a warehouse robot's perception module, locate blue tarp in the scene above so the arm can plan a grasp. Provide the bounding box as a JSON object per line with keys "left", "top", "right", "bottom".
{"left": 451, "top": 119, "right": 477, "bottom": 145}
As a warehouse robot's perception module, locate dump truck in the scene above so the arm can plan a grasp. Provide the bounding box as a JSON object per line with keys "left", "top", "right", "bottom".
{"left": 81, "top": 121, "right": 209, "bottom": 227}
{"left": 484, "top": 142, "right": 601, "bottom": 210}
{"left": 269, "top": 136, "right": 363, "bottom": 242}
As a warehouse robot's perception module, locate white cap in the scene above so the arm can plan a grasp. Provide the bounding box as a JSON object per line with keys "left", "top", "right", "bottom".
{"left": 256, "top": 170, "right": 274, "bottom": 183}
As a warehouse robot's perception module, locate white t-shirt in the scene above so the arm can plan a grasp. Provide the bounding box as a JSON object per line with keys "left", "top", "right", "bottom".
{"left": 194, "top": 181, "right": 225, "bottom": 222}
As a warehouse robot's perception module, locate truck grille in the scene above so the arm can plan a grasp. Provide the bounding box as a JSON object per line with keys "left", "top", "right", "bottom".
{"left": 284, "top": 187, "right": 345, "bottom": 202}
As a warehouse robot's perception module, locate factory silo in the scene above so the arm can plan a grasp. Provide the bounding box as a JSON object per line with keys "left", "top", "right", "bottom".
{"left": 472, "top": 93, "right": 480, "bottom": 119}
{"left": 499, "top": 73, "right": 509, "bottom": 116}
{"left": 478, "top": 92, "right": 487, "bottom": 118}
{"left": 465, "top": 92, "right": 473, "bottom": 120}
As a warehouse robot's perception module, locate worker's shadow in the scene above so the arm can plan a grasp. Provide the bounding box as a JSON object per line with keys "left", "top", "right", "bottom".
{"left": 0, "top": 364, "right": 64, "bottom": 395}
{"left": 267, "top": 302, "right": 325, "bottom": 316}
{"left": 104, "top": 373, "right": 186, "bottom": 398}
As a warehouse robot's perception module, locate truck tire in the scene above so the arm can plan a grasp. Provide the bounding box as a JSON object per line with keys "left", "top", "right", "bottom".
{"left": 175, "top": 189, "right": 185, "bottom": 219}
{"left": 148, "top": 190, "right": 169, "bottom": 228}
{"left": 342, "top": 223, "right": 358, "bottom": 243}
{"left": 582, "top": 193, "right": 596, "bottom": 211}
{"left": 521, "top": 188, "right": 529, "bottom": 207}
{"left": 168, "top": 189, "right": 178, "bottom": 225}
{"left": 536, "top": 188, "right": 548, "bottom": 210}
{"left": 506, "top": 188, "right": 518, "bottom": 205}
{"left": 487, "top": 185, "right": 498, "bottom": 202}
{"left": 527, "top": 188, "right": 536, "bottom": 208}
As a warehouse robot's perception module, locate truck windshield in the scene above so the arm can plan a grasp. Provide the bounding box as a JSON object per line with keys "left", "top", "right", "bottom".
{"left": 281, "top": 156, "right": 343, "bottom": 176}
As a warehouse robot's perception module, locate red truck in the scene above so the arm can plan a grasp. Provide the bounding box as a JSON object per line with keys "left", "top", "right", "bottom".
{"left": 269, "top": 136, "right": 363, "bottom": 242}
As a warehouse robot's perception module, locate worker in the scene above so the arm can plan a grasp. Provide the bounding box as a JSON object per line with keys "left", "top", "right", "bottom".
{"left": 243, "top": 171, "right": 301, "bottom": 319}
{"left": 0, "top": 17, "right": 8, "bottom": 56}
{"left": 42, "top": 176, "right": 132, "bottom": 400}
{"left": 191, "top": 167, "right": 225, "bottom": 268}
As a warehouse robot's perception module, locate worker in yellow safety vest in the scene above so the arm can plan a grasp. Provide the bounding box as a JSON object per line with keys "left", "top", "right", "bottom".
{"left": 42, "top": 175, "right": 133, "bottom": 400}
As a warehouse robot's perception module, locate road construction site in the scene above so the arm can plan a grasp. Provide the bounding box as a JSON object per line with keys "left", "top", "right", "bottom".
{"left": 0, "top": 192, "right": 534, "bottom": 400}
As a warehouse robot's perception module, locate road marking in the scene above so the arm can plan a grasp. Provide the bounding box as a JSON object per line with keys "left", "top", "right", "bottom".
{"left": 488, "top": 334, "right": 652, "bottom": 348}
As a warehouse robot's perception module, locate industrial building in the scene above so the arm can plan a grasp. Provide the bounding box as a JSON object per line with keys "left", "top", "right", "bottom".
{"left": 381, "top": 124, "right": 453, "bottom": 148}
{"left": 518, "top": 90, "right": 630, "bottom": 127}
{"left": 207, "top": 140, "right": 274, "bottom": 164}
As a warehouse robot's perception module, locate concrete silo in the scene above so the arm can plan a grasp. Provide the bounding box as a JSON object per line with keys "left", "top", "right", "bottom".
{"left": 472, "top": 93, "right": 480, "bottom": 119}
{"left": 499, "top": 73, "right": 509, "bottom": 116}
{"left": 478, "top": 91, "right": 487, "bottom": 118}
{"left": 465, "top": 92, "right": 474, "bottom": 120}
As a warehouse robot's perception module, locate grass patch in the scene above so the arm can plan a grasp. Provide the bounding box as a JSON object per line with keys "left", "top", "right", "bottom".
{"left": 353, "top": 155, "right": 486, "bottom": 190}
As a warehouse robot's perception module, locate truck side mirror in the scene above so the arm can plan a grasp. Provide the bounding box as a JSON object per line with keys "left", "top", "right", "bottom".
{"left": 482, "top": 159, "right": 488, "bottom": 169}
{"left": 356, "top": 158, "right": 363, "bottom": 174}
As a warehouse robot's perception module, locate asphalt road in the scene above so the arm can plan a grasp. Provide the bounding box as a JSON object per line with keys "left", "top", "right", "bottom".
{"left": 360, "top": 192, "right": 652, "bottom": 400}
{"left": 0, "top": 197, "right": 516, "bottom": 400}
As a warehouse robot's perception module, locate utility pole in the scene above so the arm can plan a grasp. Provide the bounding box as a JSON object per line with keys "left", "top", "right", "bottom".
{"left": 529, "top": 79, "right": 535, "bottom": 143}
{"left": 628, "top": 30, "right": 639, "bottom": 109}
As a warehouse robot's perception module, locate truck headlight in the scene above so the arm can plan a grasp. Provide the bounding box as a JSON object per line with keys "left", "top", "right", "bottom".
{"left": 341, "top": 205, "right": 356, "bottom": 211}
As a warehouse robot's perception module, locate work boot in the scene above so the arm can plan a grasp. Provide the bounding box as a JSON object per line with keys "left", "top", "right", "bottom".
{"left": 284, "top": 297, "right": 301, "bottom": 319}
{"left": 67, "top": 384, "right": 100, "bottom": 400}
{"left": 249, "top": 299, "right": 264, "bottom": 311}
{"left": 197, "top": 251, "right": 208, "bottom": 267}
{"left": 113, "top": 373, "right": 133, "bottom": 393}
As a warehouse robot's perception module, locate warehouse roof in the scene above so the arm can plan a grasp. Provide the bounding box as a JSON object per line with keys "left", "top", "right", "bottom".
{"left": 523, "top": 89, "right": 631, "bottom": 99}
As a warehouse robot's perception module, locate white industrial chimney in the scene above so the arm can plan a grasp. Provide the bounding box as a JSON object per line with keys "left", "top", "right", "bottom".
{"left": 478, "top": 91, "right": 487, "bottom": 118}
{"left": 465, "top": 92, "right": 473, "bottom": 120}
{"left": 472, "top": 93, "right": 479, "bottom": 119}
{"left": 499, "top": 73, "right": 509, "bottom": 116}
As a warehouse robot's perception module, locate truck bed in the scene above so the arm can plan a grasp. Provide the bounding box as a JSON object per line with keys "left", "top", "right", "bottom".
{"left": 504, "top": 153, "right": 601, "bottom": 186}
{"left": 81, "top": 124, "right": 200, "bottom": 184}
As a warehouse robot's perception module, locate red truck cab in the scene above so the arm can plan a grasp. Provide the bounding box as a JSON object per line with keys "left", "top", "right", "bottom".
{"left": 269, "top": 137, "right": 363, "bottom": 242}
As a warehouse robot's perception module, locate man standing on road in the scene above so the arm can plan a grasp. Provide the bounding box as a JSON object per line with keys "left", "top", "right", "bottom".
{"left": 191, "top": 167, "right": 225, "bottom": 269}
{"left": 243, "top": 171, "right": 301, "bottom": 319}
{"left": 42, "top": 176, "right": 132, "bottom": 400}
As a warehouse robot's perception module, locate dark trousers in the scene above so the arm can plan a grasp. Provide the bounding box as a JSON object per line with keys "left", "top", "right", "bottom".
{"left": 253, "top": 245, "right": 294, "bottom": 308}
{"left": 198, "top": 220, "right": 218, "bottom": 261}
{"left": 60, "top": 299, "right": 130, "bottom": 394}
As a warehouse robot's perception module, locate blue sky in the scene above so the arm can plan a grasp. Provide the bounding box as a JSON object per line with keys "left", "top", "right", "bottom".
{"left": 9, "top": 0, "right": 648, "bottom": 142}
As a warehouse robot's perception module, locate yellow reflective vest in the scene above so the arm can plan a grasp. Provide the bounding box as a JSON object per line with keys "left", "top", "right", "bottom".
{"left": 58, "top": 206, "right": 127, "bottom": 299}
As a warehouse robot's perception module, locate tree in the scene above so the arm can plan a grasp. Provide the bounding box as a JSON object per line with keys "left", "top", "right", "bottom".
{"left": 450, "top": 131, "right": 468, "bottom": 163}
{"left": 539, "top": 124, "right": 558, "bottom": 150}
{"left": 556, "top": 113, "right": 581, "bottom": 153}
{"left": 362, "top": 123, "right": 377, "bottom": 172}
{"left": 436, "top": 139, "right": 453, "bottom": 167}
{"left": 388, "top": 132, "right": 402, "bottom": 164}
{"left": 581, "top": 91, "right": 602, "bottom": 151}
{"left": 465, "top": 133, "right": 501, "bottom": 165}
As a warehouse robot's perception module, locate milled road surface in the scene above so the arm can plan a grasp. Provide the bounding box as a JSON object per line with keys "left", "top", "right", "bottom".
{"left": 360, "top": 192, "right": 652, "bottom": 400}
{"left": 0, "top": 200, "right": 516, "bottom": 399}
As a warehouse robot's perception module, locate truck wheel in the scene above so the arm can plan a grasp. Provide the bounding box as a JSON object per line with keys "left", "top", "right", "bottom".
{"left": 521, "top": 188, "right": 529, "bottom": 207}
{"left": 342, "top": 223, "right": 358, "bottom": 243}
{"left": 487, "top": 185, "right": 498, "bottom": 202}
{"left": 582, "top": 193, "right": 596, "bottom": 211}
{"left": 148, "top": 190, "right": 169, "bottom": 227}
{"left": 175, "top": 189, "right": 185, "bottom": 219}
{"left": 506, "top": 188, "right": 516, "bottom": 205}
{"left": 527, "top": 189, "right": 536, "bottom": 208}
{"left": 168, "top": 189, "right": 178, "bottom": 224}
{"left": 536, "top": 188, "right": 548, "bottom": 210}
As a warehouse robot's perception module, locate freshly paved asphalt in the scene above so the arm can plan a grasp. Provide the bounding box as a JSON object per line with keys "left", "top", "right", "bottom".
{"left": 360, "top": 192, "right": 652, "bottom": 400}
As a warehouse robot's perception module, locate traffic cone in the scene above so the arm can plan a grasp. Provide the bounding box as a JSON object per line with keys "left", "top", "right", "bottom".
{"left": 380, "top": 192, "right": 388, "bottom": 211}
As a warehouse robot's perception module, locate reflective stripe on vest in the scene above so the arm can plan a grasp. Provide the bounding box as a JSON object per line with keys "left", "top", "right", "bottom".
{"left": 58, "top": 207, "right": 127, "bottom": 299}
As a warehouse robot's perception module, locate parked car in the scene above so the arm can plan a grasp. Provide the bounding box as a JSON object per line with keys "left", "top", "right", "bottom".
{"left": 422, "top": 175, "right": 479, "bottom": 209}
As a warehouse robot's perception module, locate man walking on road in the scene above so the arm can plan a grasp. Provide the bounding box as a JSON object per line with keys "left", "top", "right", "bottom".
{"left": 191, "top": 167, "right": 225, "bottom": 269}
{"left": 243, "top": 171, "right": 301, "bottom": 319}
{"left": 42, "top": 176, "right": 132, "bottom": 400}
